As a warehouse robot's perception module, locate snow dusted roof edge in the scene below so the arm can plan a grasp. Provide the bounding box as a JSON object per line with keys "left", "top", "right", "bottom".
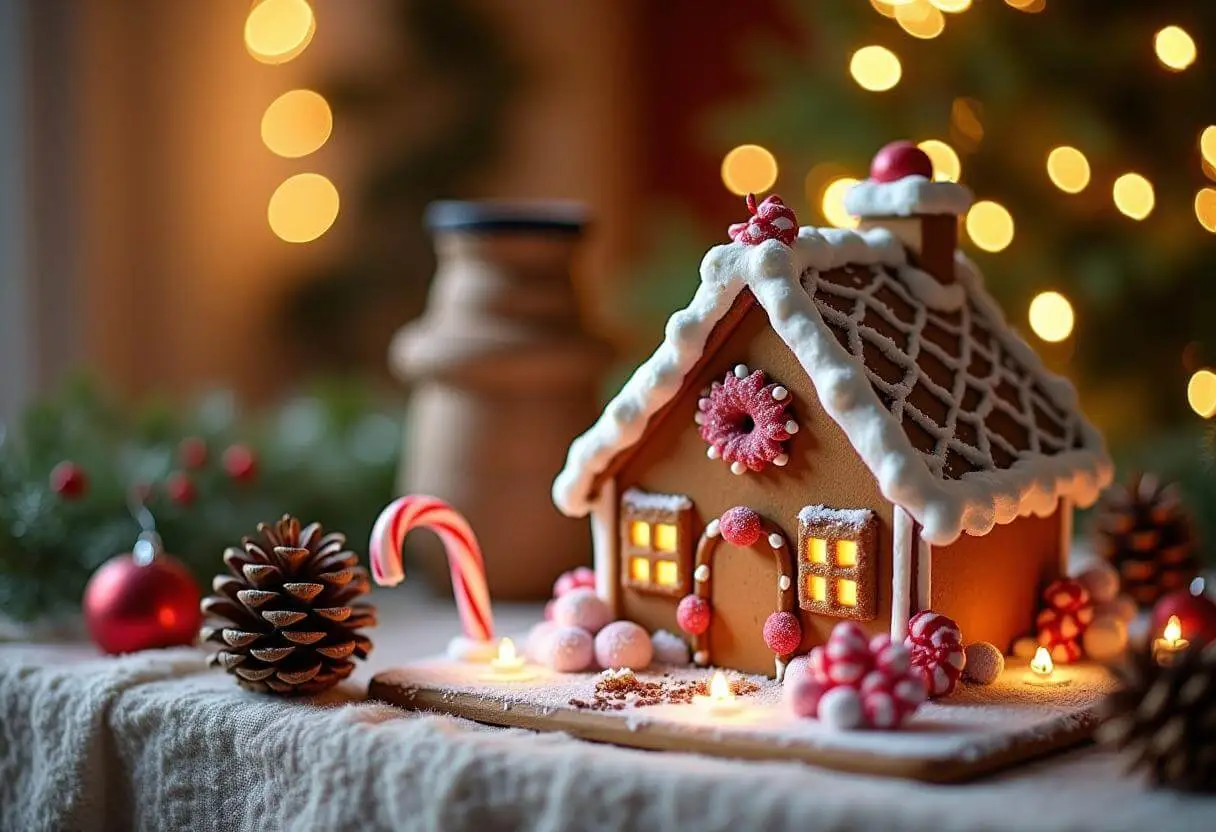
{"left": 551, "top": 227, "right": 1113, "bottom": 545}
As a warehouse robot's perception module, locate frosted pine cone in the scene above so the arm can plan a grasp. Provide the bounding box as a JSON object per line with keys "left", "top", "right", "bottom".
{"left": 200, "top": 515, "right": 375, "bottom": 696}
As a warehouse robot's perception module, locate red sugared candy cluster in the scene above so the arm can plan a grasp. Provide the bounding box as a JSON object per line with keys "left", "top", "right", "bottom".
{"left": 1036, "top": 578, "right": 1094, "bottom": 664}
{"left": 869, "top": 140, "right": 934, "bottom": 183}
{"left": 904, "top": 610, "right": 966, "bottom": 698}
{"left": 791, "top": 621, "right": 927, "bottom": 730}
{"left": 727, "top": 194, "right": 798, "bottom": 247}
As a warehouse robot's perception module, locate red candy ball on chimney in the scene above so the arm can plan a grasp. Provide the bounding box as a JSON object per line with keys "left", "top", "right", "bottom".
{"left": 869, "top": 140, "right": 934, "bottom": 183}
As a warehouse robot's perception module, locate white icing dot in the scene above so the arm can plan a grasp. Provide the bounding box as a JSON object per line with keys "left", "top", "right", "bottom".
{"left": 705, "top": 519, "right": 721, "bottom": 538}
{"left": 767, "top": 533, "right": 784, "bottom": 549}
{"left": 772, "top": 386, "right": 788, "bottom": 401}
{"left": 706, "top": 446, "right": 720, "bottom": 460}
{"left": 773, "top": 453, "right": 789, "bottom": 467}
{"left": 733, "top": 364, "right": 749, "bottom": 378}
{"left": 694, "top": 564, "right": 710, "bottom": 583}
{"left": 698, "top": 397, "right": 711, "bottom": 409}
{"left": 693, "top": 412, "right": 704, "bottom": 425}
{"left": 693, "top": 650, "right": 709, "bottom": 666}
{"left": 730, "top": 461, "right": 746, "bottom": 475}
{"left": 778, "top": 575, "right": 791, "bottom": 591}
{"left": 785, "top": 420, "right": 799, "bottom": 434}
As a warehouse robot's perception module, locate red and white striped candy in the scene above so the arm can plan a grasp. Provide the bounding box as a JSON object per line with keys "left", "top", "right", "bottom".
{"left": 819, "top": 621, "right": 874, "bottom": 686}
{"left": 370, "top": 495, "right": 494, "bottom": 642}
{"left": 859, "top": 660, "right": 927, "bottom": 730}
{"left": 904, "top": 610, "right": 966, "bottom": 698}
{"left": 727, "top": 194, "right": 799, "bottom": 247}
{"left": 1035, "top": 578, "right": 1093, "bottom": 664}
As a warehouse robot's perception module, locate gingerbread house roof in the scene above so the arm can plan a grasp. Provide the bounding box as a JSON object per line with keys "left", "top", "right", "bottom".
{"left": 552, "top": 225, "right": 1112, "bottom": 545}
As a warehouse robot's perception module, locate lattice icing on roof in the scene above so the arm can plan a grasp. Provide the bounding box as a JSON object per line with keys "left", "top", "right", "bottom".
{"left": 551, "top": 229, "right": 1111, "bottom": 545}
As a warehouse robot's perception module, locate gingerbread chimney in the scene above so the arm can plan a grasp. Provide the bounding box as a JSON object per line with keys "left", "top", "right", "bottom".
{"left": 844, "top": 141, "right": 973, "bottom": 285}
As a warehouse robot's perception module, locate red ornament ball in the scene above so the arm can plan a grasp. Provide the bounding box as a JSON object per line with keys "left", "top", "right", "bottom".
{"left": 676, "top": 594, "right": 711, "bottom": 636}
{"left": 178, "top": 436, "right": 208, "bottom": 470}
{"left": 1151, "top": 585, "right": 1216, "bottom": 645}
{"left": 50, "top": 461, "right": 88, "bottom": 499}
{"left": 763, "top": 611, "right": 802, "bottom": 655}
{"left": 869, "top": 140, "right": 934, "bottom": 183}
{"left": 83, "top": 539, "right": 202, "bottom": 654}
{"left": 719, "top": 506, "right": 763, "bottom": 547}
{"left": 165, "top": 471, "right": 197, "bottom": 506}
{"left": 222, "top": 444, "right": 257, "bottom": 482}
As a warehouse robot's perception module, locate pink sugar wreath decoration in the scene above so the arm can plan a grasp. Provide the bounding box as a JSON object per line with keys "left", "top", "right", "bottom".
{"left": 696, "top": 367, "right": 795, "bottom": 473}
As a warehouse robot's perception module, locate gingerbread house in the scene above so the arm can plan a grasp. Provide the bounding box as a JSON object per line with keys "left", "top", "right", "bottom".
{"left": 552, "top": 143, "right": 1113, "bottom": 677}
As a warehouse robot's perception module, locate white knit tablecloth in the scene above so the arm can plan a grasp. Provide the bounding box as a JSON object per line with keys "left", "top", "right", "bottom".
{"left": 3, "top": 585, "right": 1214, "bottom": 832}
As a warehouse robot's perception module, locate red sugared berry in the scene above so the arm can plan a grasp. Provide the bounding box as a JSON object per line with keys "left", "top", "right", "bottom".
{"left": 719, "top": 506, "right": 763, "bottom": 547}
{"left": 166, "top": 471, "right": 196, "bottom": 506}
{"left": 50, "top": 461, "right": 88, "bottom": 499}
{"left": 222, "top": 444, "right": 257, "bottom": 483}
{"left": 178, "top": 436, "right": 208, "bottom": 470}
{"left": 870, "top": 140, "right": 934, "bottom": 183}
{"left": 676, "top": 594, "right": 711, "bottom": 636}
{"left": 763, "top": 611, "right": 802, "bottom": 655}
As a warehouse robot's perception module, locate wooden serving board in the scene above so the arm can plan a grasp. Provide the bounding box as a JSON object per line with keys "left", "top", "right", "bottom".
{"left": 369, "top": 659, "right": 1115, "bottom": 783}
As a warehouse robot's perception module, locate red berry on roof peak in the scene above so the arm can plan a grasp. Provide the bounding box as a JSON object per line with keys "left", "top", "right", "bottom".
{"left": 870, "top": 140, "right": 934, "bottom": 183}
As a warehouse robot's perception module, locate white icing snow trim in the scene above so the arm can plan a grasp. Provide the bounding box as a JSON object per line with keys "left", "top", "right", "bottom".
{"left": 844, "top": 176, "right": 973, "bottom": 218}
{"left": 799, "top": 505, "right": 875, "bottom": 530}
{"left": 899, "top": 266, "right": 965, "bottom": 312}
{"left": 551, "top": 229, "right": 1112, "bottom": 546}
{"left": 621, "top": 488, "right": 692, "bottom": 513}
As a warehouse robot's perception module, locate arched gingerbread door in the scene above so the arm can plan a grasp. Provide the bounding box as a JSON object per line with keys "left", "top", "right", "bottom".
{"left": 688, "top": 506, "right": 796, "bottom": 679}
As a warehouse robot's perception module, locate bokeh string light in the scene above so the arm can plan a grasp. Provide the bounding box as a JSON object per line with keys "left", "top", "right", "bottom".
{"left": 721, "top": 145, "right": 779, "bottom": 196}
{"left": 1005, "top": 0, "right": 1046, "bottom": 13}
{"left": 268, "top": 173, "right": 340, "bottom": 243}
{"left": 849, "top": 46, "right": 902, "bottom": 92}
{"left": 245, "top": 0, "right": 316, "bottom": 65}
{"left": 1195, "top": 189, "right": 1216, "bottom": 234}
{"left": 822, "top": 178, "right": 861, "bottom": 228}
{"left": 917, "top": 140, "right": 961, "bottom": 182}
{"left": 1112, "top": 173, "right": 1155, "bottom": 220}
{"left": 896, "top": 1, "right": 945, "bottom": 39}
{"left": 1154, "top": 25, "right": 1197, "bottom": 72}
{"left": 1028, "top": 291, "right": 1074, "bottom": 343}
{"left": 965, "top": 201, "right": 1014, "bottom": 252}
{"left": 930, "top": 0, "right": 971, "bottom": 12}
{"left": 261, "top": 89, "right": 333, "bottom": 158}
{"left": 1187, "top": 370, "right": 1216, "bottom": 418}
{"left": 1046, "top": 146, "right": 1090, "bottom": 194}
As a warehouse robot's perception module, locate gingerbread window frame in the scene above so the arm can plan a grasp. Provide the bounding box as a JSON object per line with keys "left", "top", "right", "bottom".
{"left": 796, "top": 506, "right": 877, "bottom": 621}
{"left": 620, "top": 488, "right": 693, "bottom": 597}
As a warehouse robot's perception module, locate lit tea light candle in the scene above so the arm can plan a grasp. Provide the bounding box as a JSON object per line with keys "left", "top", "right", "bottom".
{"left": 1023, "top": 646, "right": 1070, "bottom": 687}
{"left": 1153, "top": 615, "right": 1190, "bottom": 667}
{"left": 484, "top": 637, "right": 534, "bottom": 681}
{"left": 693, "top": 670, "right": 742, "bottom": 716}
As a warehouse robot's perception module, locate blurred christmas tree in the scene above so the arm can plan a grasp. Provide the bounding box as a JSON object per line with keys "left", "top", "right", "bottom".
{"left": 628, "top": 0, "right": 1216, "bottom": 460}
{"left": 283, "top": 0, "right": 520, "bottom": 376}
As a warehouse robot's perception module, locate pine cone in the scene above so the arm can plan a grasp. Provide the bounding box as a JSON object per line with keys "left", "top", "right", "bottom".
{"left": 1093, "top": 473, "right": 1197, "bottom": 607}
{"left": 200, "top": 515, "right": 375, "bottom": 695}
{"left": 1098, "top": 643, "right": 1216, "bottom": 792}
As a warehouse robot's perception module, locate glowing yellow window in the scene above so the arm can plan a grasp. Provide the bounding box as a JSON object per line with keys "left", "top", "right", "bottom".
{"left": 655, "top": 560, "right": 679, "bottom": 588}
{"left": 654, "top": 523, "right": 678, "bottom": 553}
{"left": 630, "top": 557, "right": 651, "bottom": 583}
{"left": 807, "top": 575, "right": 827, "bottom": 603}
{"left": 629, "top": 521, "right": 651, "bottom": 549}
{"left": 838, "top": 578, "right": 858, "bottom": 607}
{"left": 809, "top": 538, "right": 828, "bottom": 564}
{"left": 836, "top": 540, "right": 858, "bottom": 567}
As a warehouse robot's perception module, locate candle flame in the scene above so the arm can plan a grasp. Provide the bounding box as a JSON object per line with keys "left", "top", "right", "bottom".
{"left": 1030, "top": 646, "right": 1054, "bottom": 676}
{"left": 709, "top": 671, "right": 734, "bottom": 702}
{"left": 498, "top": 637, "right": 517, "bottom": 663}
{"left": 1164, "top": 615, "right": 1183, "bottom": 645}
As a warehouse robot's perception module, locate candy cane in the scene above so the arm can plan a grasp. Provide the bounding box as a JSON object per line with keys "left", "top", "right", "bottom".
{"left": 370, "top": 495, "right": 494, "bottom": 642}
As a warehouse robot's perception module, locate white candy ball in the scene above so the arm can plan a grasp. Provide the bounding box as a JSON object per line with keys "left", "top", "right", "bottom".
{"left": 650, "top": 630, "right": 691, "bottom": 665}
{"left": 1093, "top": 595, "right": 1137, "bottom": 624}
{"left": 782, "top": 653, "right": 813, "bottom": 687}
{"left": 1082, "top": 616, "right": 1128, "bottom": 662}
{"left": 962, "top": 642, "right": 1004, "bottom": 685}
{"left": 545, "top": 626, "right": 596, "bottom": 672}
{"left": 552, "top": 588, "right": 613, "bottom": 635}
{"left": 1011, "top": 636, "right": 1040, "bottom": 659}
{"left": 1074, "top": 562, "right": 1120, "bottom": 605}
{"left": 818, "top": 686, "right": 864, "bottom": 731}
{"left": 594, "top": 621, "right": 654, "bottom": 670}
{"left": 525, "top": 620, "right": 557, "bottom": 661}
